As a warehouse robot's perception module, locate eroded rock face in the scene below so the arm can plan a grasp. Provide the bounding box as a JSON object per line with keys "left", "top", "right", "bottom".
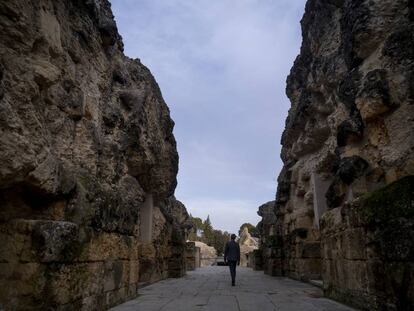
{"left": 320, "top": 176, "right": 414, "bottom": 310}
{"left": 194, "top": 241, "right": 217, "bottom": 267}
{"left": 0, "top": 0, "right": 189, "bottom": 309}
{"left": 261, "top": 0, "right": 414, "bottom": 309}
{"left": 138, "top": 197, "right": 192, "bottom": 283}
{"left": 256, "top": 201, "right": 278, "bottom": 274}
{"left": 239, "top": 227, "right": 258, "bottom": 267}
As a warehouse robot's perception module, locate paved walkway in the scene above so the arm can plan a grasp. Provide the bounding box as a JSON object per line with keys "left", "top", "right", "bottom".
{"left": 110, "top": 267, "right": 356, "bottom": 311}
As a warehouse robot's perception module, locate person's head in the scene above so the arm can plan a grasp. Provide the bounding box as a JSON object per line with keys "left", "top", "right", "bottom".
{"left": 231, "top": 234, "right": 236, "bottom": 240}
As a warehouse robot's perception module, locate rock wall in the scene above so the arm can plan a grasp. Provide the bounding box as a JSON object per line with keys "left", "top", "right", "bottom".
{"left": 194, "top": 241, "right": 217, "bottom": 267}
{"left": 256, "top": 201, "right": 278, "bottom": 274}
{"left": 185, "top": 241, "right": 201, "bottom": 271}
{"left": 238, "top": 227, "right": 258, "bottom": 267}
{"left": 0, "top": 0, "right": 190, "bottom": 310}
{"left": 321, "top": 176, "right": 414, "bottom": 310}
{"left": 139, "top": 198, "right": 191, "bottom": 283}
{"left": 260, "top": 0, "right": 414, "bottom": 309}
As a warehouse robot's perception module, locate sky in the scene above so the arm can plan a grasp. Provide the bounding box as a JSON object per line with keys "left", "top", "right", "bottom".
{"left": 111, "top": 0, "right": 307, "bottom": 234}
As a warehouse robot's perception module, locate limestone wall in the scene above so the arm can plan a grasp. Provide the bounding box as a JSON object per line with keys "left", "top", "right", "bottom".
{"left": 194, "top": 241, "right": 217, "bottom": 267}
{"left": 260, "top": 0, "right": 414, "bottom": 309}
{"left": 321, "top": 176, "right": 414, "bottom": 310}
{"left": 0, "top": 0, "right": 190, "bottom": 310}
{"left": 185, "top": 242, "right": 201, "bottom": 271}
{"left": 256, "top": 201, "right": 279, "bottom": 275}
{"left": 249, "top": 250, "right": 263, "bottom": 270}
{"left": 239, "top": 227, "right": 258, "bottom": 267}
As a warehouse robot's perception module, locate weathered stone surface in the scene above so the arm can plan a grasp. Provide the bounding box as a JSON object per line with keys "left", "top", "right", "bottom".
{"left": 256, "top": 201, "right": 278, "bottom": 274}
{"left": 137, "top": 197, "right": 190, "bottom": 283}
{"left": 260, "top": 0, "right": 414, "bottom": 309}
{"left": 185, "top": 242, "right": 201, "bottom": 271}
{"left": 321, "top": 176, "right": 414, "bottom": 310}
{"left": 195, "top": 241, "right": 217, "bottom": 267}
{"left": 0, "top": 0, "right": 189, "bottom": 310}
{"left": 239, "top": 227, "right": 259, "bottom": 267}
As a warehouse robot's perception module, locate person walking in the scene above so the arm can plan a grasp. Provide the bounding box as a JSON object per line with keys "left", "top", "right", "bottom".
{"left": 224, "top": 234, "right": 240, "bottom": 286}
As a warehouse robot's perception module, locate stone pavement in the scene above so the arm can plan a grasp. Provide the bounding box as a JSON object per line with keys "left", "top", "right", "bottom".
{"left": 111, "top": 267, "right": 356, "bottom": 311}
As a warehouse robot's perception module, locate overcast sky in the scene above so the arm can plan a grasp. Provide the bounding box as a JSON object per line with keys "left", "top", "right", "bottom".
{"left": 111, "top": 0, "right": 306, "bottom": 234}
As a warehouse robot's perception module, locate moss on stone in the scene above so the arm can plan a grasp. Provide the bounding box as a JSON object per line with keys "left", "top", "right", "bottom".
{"left": 357, "top": 175, "right": 414, "bottom": 225}
{"left": 356, "top": 176, "right": 414, "bottom": 260}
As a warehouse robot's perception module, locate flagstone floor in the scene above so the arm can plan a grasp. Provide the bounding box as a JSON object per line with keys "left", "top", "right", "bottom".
{"left": 110, "top": 266, "right": 356, "bottom": 311}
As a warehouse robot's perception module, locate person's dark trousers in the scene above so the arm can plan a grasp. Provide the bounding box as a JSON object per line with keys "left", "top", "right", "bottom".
{"left": 228, "top": 260, "right": 237, "bottom": 285}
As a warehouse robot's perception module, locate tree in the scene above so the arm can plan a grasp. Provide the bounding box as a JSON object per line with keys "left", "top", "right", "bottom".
{"left": 211, "top": 229, "right": 230, "bottom": 256}
{"left": 239, "top": 223, "right": 258, "bottom": 237}
{"left": 203, "top": 215, "right": 212, "bottom": 230}
{"left": 188, "top": 216, "right": 204, "bottom": 241}
{"left": 202, "top": 215, "right": 214, "bottom": 246}
{"left": 192, "top": 217, "right": 203, "bottom": 230}
{"left": 187, "top": 215, "right": 231, "bottom": 256}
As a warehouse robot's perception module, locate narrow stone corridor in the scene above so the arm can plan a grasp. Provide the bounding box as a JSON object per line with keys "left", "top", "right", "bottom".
{"left": 110, "top": 267, "right": 356, "bottom": 311}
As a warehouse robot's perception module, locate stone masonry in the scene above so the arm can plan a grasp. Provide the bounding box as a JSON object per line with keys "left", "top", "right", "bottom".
{"left": 0, "top": 0, "right": 190, "bottom": 310}
{"left": 259, "top": 0, "right": 414, "bottom": 310}
{"left": 185, "top": 241, "right": 201, "bottom": 271}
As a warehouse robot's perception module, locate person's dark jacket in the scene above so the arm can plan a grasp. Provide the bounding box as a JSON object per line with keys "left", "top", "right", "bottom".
{"left": 224, "top": 240, "right": 240, "bottom": 262}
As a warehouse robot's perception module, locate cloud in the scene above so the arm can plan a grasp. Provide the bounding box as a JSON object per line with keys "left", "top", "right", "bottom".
{"left": 111, "top": 0, "right": 306, "bottom": 231}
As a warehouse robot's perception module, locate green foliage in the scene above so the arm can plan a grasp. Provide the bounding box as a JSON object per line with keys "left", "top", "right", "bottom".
{"left": 211, "top": 229, "right": 230, "bottom": 256}
{"left": 239, "top": 222, "right": 258, "bottom": 237}
{"left": 192, "top": 217, "right": 203, "bottom": 229}
{"left": 204, "top": 215, "right": 212, "bottom": 228}
{"left": 187, "top": 216, "right": 204, "bottom": 241}
{"left": 187, "top": 215, "right": 230, "bottom": 255}
{"left": 202, "top": 215, "right": 214, "bottom": 246}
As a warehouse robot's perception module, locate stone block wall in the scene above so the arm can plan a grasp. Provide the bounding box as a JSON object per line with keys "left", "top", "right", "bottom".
{"left": 249, "top": 249, "right": 263, "bottom": 270}
{"left": 282, "top": 229, "right": 322, "bottom": 281}
{"left": 321, "top": 176, "right": 414, "bottom": 310}
{"left": 138, "top": 199, "right": 191, "bottom": 284}
{"left": 259, "top": 0, "right": 414, "bottom": 309}
{"left": 257, "top": 201, "right": 280, "bottom": 275}
{"left": 185, "top": 242, "right": 201, "bottom": 271}
{"left": 195, "top": 241, "right": 217, "bottom": 267}
{"left": 0, "top": 220, "right": 140, "bottom": 310}
{"left": 0, "top": 0, "right": 190, "bottom": 309}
